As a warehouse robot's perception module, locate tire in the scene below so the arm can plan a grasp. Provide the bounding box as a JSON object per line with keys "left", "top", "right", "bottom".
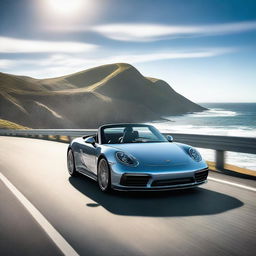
{"left": 97, "top": 158, "right": 112, "bottom": 192}
{"left": 67, "top": 149, "right": 77, "bottom": 177}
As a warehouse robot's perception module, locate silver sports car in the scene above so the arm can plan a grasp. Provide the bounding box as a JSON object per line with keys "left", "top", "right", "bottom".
{"left": 67, "top": 123, "right": 208, "bottom": 192}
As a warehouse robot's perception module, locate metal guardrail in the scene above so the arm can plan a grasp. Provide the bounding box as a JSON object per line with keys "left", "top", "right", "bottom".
{"left": 0, "top": 129, "right": 255, "bottom": 171}
{"left": 0, "top": 129, "right": 97, "bottom": 137}
{"left": 164, "top": 133, "right": 256, "bottom": 170}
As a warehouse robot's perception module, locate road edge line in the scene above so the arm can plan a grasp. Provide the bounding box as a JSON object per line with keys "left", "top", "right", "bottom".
{"left": 0, "top": 172, "right": 79, "bottom": 256}
{"left": 208, "top": 177, "right": 256, "bottom": 192}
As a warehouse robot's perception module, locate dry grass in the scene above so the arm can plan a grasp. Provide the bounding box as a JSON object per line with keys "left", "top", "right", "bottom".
{"left": 0, "top": 119, "right": 29, "bottom": 129}
{"left": 207, "top": 161, "right": 256, "bottom": 177}
{"left": 0, "top": 62, "right": 205, "bottom": 129}
{"left": 0, "top": 63, "right": 129, "bottom": 96}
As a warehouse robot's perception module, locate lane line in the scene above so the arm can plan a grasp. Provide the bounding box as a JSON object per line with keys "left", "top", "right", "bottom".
{"left": 208, "top": 177, "right": 256, "bottom": 192}
{"left": 0, "top": 172, "right": 79, "bottom": 256}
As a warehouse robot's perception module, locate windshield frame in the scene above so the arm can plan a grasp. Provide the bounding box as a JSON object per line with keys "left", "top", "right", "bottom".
{"left": 98, "top": 123, "right": 168, "bottom": 144}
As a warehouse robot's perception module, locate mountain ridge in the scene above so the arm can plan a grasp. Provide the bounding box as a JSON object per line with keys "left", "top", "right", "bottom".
{"left": 0, "top": 63, "right": 206, "bottom": 128}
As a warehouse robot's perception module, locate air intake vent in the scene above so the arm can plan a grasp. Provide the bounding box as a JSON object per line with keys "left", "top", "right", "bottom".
{"left": 195, "top": 169, "right": 208, "bottom": 182}
{"left": 120, "top": 174, "right": 150, "bottom": 186}
{"left": 152, "top": 177, "right": 194, "bottom": 187}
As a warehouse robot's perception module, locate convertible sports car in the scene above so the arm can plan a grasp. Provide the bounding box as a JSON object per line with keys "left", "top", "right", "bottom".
{"left": 67, "top": 123, "right": 208, "bottom": 192}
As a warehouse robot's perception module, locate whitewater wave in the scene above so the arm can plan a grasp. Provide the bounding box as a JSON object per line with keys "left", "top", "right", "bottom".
{"left": 188, "top": 108, "right": 238, "bottom": 117}
{"left": 151, "top": 123, "right": 256, "bottom": 137}
{"left": 147, "top": 121, "right": 256, "bottom": 171}
{"left": 148, "top": 103, "right": 256, "bottom": 171}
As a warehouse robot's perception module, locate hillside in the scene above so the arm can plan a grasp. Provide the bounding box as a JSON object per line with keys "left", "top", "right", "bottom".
{"left": 0, "top": 119, "right": 29, "bottom": 129}
{"left": 0, "top": 63, "right": 206, "bottom": 128}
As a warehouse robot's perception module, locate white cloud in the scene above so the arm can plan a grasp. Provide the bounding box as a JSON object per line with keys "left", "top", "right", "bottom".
{"left": 38, "top": 49, "right": 231, "bottom": 68}
{"left": 107, "top": 48, "right": 234, "bottom": 63}
{"left": 92, "top": 21, "right": 256, "bottom": 41}
{"left": 0, "top": 37, "right": 97, "bottom": 53}
{"left": 2, "top": 47, "right": 234, "bottom": 78}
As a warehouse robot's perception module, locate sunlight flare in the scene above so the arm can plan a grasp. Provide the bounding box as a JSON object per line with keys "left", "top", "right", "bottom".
{"left": 46, "top": 0, "right": 85, "bottom": 16}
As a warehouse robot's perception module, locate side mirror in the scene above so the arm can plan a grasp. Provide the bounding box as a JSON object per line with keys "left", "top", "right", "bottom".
{"left": 84, "top": 136, "right": 96, "bottom": 145}
{"left": 166, "top": 135, "right": 173, "bottom": 142}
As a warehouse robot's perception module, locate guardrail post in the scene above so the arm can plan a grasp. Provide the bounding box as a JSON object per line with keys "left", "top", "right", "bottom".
{"left": 216, "top": 150, "right": 225, "bottom": 171}
{"left": 42, "top": 135, "right": 48, "bottom": 140}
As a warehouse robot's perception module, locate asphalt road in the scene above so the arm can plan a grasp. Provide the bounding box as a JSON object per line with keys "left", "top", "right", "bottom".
{"left": 0, "top": 136, "right": 255, "bottom": 256}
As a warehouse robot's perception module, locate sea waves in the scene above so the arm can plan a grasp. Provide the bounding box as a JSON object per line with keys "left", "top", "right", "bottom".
{"left": 148, "top": 106, "right": 256, "bottom": 170}
{"left": 187, "top": 108, "right": 238, "bottom": 117}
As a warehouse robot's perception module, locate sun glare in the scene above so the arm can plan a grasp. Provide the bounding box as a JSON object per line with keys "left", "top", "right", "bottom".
{"left": 47, "top": 0, "right": 84, "bottom": 16}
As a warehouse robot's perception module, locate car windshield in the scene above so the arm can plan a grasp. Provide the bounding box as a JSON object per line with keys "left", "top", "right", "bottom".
{"left": 101, "top": 125, "right": 168, "bottom": 144}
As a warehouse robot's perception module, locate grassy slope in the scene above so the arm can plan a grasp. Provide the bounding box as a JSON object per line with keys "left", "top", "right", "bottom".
{"left": 0, "top": 119, "right": 29, "bottom": 129}
{"left": 0, "top": 63, "right": 205, "bottom": 128}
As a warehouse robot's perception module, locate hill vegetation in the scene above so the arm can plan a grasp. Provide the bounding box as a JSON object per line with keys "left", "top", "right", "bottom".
{"left": 0, "top": 63, "right": 206, "bottom": 128}
{"left": 0, "top": 119, "right": 29, "bottom": 129}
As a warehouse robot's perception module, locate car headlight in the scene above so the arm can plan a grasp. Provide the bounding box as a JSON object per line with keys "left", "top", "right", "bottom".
{"left": 116, "top": 151, "right": 139, "bottom": 167}
{"left": 188, "top": 147, "right": 202, "bottom": 162}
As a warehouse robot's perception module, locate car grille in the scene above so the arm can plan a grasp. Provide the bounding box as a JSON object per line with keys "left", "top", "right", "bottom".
{"left": 120, "top": 174, "right": 150, "bottom": 186}
{"left": 195, "top": 169, "right": 209, "bottom": 182}
{"left": 151, "top": 177, "right": 194, "bottom": 187}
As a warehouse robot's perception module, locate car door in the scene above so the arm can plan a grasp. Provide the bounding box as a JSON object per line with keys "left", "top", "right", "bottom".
{"left": 79, "top": 137, "right": 97, "bottom": 175}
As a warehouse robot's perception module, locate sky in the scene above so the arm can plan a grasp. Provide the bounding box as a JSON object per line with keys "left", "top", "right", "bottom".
{"left": 0, "top": 0, "right": 256, "bottom": 102}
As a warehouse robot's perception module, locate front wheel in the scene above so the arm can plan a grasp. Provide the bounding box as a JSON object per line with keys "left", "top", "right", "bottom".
{"left": 97, "top": 158, "right": 112, "bottom": 192}
{"left": 67, "top": 149, "right": 77, "bottom": 177}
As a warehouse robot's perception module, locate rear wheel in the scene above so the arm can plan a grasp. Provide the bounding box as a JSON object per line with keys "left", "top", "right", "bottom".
{"left": 67, "top": 149, "right": 77, "bottom": 177}
{"left": 97, "top": 158, "right": 111, "bottom": 192}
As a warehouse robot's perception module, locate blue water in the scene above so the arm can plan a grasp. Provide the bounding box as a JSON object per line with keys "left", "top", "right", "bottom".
{"left": 149, "top": 103, "right": 256, "bottom": 170}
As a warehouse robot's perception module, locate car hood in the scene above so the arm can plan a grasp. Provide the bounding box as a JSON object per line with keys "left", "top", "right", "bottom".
{"left": 108, "top": 142, "right": 189, "bottom": 166}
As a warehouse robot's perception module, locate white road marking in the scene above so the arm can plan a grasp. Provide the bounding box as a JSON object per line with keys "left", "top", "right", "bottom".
{"left": 0, "top": 172, "right": 79, "bottom": 256}
{"left": 208, "top": 177, "right": 256, "bottom": 192}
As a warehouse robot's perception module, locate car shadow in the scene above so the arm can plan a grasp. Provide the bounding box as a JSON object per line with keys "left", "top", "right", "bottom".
{"left": 69, "top": 175, "right": 243, "bottom": 217}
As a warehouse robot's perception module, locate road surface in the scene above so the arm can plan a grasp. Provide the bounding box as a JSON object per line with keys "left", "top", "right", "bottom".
{"left": 0, "top": 136, "right": 255, "bottom": 256}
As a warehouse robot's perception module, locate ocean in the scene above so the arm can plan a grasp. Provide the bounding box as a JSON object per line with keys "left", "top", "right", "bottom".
{"left": 149, "top": 103, "right": 256, "bottom": 171}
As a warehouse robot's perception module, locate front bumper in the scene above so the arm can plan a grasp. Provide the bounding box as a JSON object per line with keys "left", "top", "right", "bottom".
{"left": 110, "top": 165, "right": 209, "bottom": 191}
